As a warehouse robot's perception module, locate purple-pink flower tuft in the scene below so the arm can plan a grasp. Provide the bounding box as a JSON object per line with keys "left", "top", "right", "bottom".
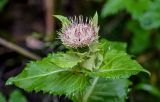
{"left": 58, "top": 16, "right": 99, "bottom": 48}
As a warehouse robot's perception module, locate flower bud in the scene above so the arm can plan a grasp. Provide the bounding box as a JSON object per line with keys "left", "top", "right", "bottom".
{"left": 58, "top": 16, "right": 99, "bottom": 48}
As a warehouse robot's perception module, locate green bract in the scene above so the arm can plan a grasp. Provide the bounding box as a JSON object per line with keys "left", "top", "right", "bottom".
{"left": 6, "top": 13, "right": 149, "bottom": 102}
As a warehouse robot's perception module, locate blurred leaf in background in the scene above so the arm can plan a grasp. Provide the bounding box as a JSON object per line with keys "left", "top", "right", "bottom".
{"left": 0, "top": 90, "right": 27, "bottom": 102}
{"left": 0, "top": 0, "right": 8, "bottom": 11}
{"left": 127, "top": 21, "right": 151, "bottom": 54}
{"left": 0, "top": 92, "right": 6, "bottom": 102}
{"left": 101, "top": 0, "right": 150, "bottom": 19}
{"left": 124, "top": 0, "right": 150, "bottom": 19}
{"left": 135, "top": 83, "right": 160, "bottom": 98}
{"left": 101, "top": 0, "right": 160, "bottom": 29}
{"left": 155, "top": 33, "right": 160, "bottom": 49}
{"left": 101, "top": 0, "right": 125, "bottom": 17}
{"left": 9, "top": 90, "right": 27, "bottom": 102}
{"left": 139, "top": 0, "right": 160, "bottom": 29}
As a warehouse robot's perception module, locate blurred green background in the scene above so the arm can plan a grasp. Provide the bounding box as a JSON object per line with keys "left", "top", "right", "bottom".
{"left": 0, "top": 0, "right": 160, "bottom": 102}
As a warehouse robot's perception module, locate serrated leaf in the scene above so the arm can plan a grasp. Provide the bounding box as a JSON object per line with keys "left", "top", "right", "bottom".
{"left": 72, "top": 78, "right": 131, "bottom": 102}
{"left": 92, "top": 12, "right": 98, "bottom": 26}
{"left": 54, "top": 15, "right": 71, "bottom": 28}
{"left": 0, "top": 92, "right": 6, "bottom": 102}
{"left": 101, "top": 0, "right": 125, "bottom": 18}
{"left": 91, "top": 50, "right": 149, "bottom": 79}
{"left": 99, "top": 39, "right": 127, "bottom": 55}
{"left": 9, "top": 90, "right": 27, "bottom": 102}
{"left": 51, "top": 52, "right": 83, "bottom": 68}
{"left": 6, "top": 53, "right": 89, "bottom": 95}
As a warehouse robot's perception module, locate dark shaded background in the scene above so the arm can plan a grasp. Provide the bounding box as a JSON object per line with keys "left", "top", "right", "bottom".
{"left": 0, "top": 0, "right": 160, "bottom": 102}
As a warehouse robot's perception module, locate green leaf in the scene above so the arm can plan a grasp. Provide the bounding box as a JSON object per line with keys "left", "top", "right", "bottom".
{"left": 101, "top": 0, "right": 125, "bottom": 18}
{"left": 139, "top": 12, "right": 160, "bottom": 29}
{"left": 139, "top": 0, "right": 160, "bottom": 29}
{"left": 99, "top": 39, "right": 127, "bottom": 54}
{"left": 131, "top": 30, "right": 150, "bottom": 54}
{"left": 54, "top": 15, "right": 71, "bottom": 28}
{"left": 6, "top": 53, "right": 89, "bottom": 95}
{"left": 51, "top": 52, "right": 83, "bottom": 68}
{"left": 124, "top": 0, "right": 150, "bottom": 19}
{"left": 92, "top": 12, "right": 98, "bottom": 26}
{"left": 91, "top": 50, "right": 149, "bottom": 79}
{"left": 9, "top": 90, "right": 27, "bottom": 102}
{"left": 0, "top": 92, "right": 6, "bottom": 102}
{"left": 72, "top": 78, "right": 131, "bottom": 102}
{"left": 135, "top": 83, "right": 160, "bottom": 98}
{"left": 101, "top": 0, "right": 159, "bottom": 29}
{"left": 127, "top": 21, "right": 150, "bottom": 54}
{"left": 0, "top": 0, "right": 8, "bottom": 11}
{"left": 155, "top": 33, "right": 160, "bottom": 49}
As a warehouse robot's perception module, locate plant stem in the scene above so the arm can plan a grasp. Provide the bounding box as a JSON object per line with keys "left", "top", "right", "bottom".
{"left": 0, "top": 37, "right": 41, "bottom": 60}
{"left": 82, "top": 77, "right": 99, "bottom": 102}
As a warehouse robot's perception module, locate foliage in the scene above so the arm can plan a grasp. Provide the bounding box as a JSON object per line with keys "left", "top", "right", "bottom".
{"left": 135, "top": 83, "right": 160, "bottom": 98}
{"left": 155, "top": 33, "right": 160, "bottom": 49}
{"left": 6, "top": 13, "right": 149, "bottom": 102}
{"left": 0, "top": 0, "right": 8, "bottom": 11}
{"left": 127, "top": 21, "right": 151, "bottom": 54}
{"left": 0, "top": 90, "right": 27, "bottom": 102}
{"left": 9, "top": 90, "right": 27, "bottom": 102}
{"left": 72, "top": 78, "right": 131, "bottom": 102}
{"left": 139, "top": 0, "right": 160, "bottom": 29}
{"left": 0, "top": 92, "right": 6, "bottom": 102}
{"left": 101, "top": 0, "right": 160, "bottom": 29}
{"left": 54, "top": 15, "right": 71, "bottom": 28}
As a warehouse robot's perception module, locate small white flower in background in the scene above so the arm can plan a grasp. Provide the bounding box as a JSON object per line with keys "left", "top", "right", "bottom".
{"left": 55, "top": 13, "right": 99, "bottom": 48}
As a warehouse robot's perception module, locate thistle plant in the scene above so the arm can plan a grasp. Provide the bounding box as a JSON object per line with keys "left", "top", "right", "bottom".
{"left": 6, "top": 13, "right": 149, "bottom": 102}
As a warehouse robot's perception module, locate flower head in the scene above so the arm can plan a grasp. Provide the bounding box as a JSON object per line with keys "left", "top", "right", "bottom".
{"left": 58, "top": 15, "right": 99, "bottom": 48}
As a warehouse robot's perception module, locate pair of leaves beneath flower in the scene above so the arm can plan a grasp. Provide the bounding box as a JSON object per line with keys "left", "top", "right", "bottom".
{"left": 71, "top": 78, "right": 131, "bottom": 102}
{"left": 6, "top": 39, "right": 149, "bottom": 100}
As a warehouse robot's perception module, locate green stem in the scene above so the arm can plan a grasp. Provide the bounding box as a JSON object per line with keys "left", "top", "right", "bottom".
{"left": 82, "top": 77, "right": 99, "bottom": 102}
